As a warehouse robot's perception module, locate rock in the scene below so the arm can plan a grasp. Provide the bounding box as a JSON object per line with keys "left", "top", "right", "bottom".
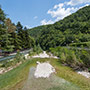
{"left": 77, "top": 71, "right": 90, "bottom": 78}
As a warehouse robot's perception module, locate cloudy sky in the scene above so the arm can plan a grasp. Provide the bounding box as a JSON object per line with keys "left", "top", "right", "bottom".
{"left": 0, "top": 0, "right": 90, "bottom": 28}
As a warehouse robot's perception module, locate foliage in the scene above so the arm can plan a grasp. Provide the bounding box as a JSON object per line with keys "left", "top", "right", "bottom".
{"left": 0, "top": 58, "right": 36, "bottom": 90}
{"left": 0, "top": 7, "right": 35, "bottom": 53}
{"left": 0, "top": 58, "right": 90, "bottom": 90}
{"left": 29, "top": 44, "right": 43, "bottom": 56}
{"left": 70, "top": 42, "right": 90, "bottom": 48}
{"left": 0, "top": 51, "right": 25, "bottom": 68}
{"left": 49, "top": 46, "right": 90, "bottom": 70}
{"left": 14, "top": 51, "right": 24, "bottom": 63}
{"left": 28, "top": 5, "right": 90, "bottom": 50}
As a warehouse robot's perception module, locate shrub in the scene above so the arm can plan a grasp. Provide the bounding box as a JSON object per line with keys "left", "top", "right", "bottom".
{"left": 49, "top": 46, "right": 90, "bottom": 70}
{"left": 29, "top": 44, "right": 43, "bottom": 56}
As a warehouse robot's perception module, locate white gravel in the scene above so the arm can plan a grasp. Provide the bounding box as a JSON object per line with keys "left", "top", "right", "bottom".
{"left": 34, "top": 61, "right": 55, "bottom": 78}
{"left": 77, "top": 71, "right": 90, "bottom": 78}
{"left": 32, "top": 51, "right": 50, "bottom": 58}
{"left": 32, "top": 51, "right": 58, "bottom": 59}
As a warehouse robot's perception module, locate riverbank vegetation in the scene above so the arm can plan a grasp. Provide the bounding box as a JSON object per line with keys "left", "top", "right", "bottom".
{"left": 0, "top": 58, "right": 36, "bottom": 90}
{"left": 0, "top": 44, "right": 43, "bottom": 75}
{"left": 0, "top": 51, "right": 24, "bottom": 68}
{"left": 49, "top": 46, "right": 90, "bottom": 71}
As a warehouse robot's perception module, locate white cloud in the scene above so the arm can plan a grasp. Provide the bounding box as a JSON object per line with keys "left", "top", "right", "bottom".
{"left": 54, "top": 3, "right": 64, "bottom": 9}
{"left": 40, "top": 0, "right": 90, "bottom": 25}
{"left": 67, "top": 0, "right": 90, "bottom": 6}
{"left": 41, "top": 19, "right": 54, "bottom": 25}
{"left": 48, "top": 3, "right": 78, "bottom": 21}
{"left": 34, "top": 16, "right": 38, "bottom": 19}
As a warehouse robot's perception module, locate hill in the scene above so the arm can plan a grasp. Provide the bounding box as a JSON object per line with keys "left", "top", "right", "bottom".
{"left": 28, "top": 5, "right": 90, "bottom": 50}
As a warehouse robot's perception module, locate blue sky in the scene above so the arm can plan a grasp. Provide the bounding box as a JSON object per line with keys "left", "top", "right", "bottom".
{"left": 0, "top": 0, "right": 90, "bottom": 28}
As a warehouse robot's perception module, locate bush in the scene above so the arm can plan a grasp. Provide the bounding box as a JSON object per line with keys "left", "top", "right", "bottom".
{"left": 29, "top": 44, "right": 43, "bottom": 56}
{"left": 14, "top": 51, "right": 23, "bottom": 62}
{"left": 49, "top": 46, "right": 90, "bottom": 70}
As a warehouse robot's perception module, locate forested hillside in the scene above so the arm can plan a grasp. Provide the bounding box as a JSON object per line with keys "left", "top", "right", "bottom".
{"left": 28, "top": 5, "right": 90, "bottom": 50}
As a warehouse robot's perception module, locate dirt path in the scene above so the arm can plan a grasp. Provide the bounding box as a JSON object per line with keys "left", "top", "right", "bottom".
{"left": 22, "top": 66, "right": 80, "bottom": 90}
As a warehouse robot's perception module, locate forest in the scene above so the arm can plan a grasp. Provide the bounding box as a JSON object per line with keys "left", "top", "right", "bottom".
{"left": 0, "top": 7, "right": 35, "bottom": 54}
{"left": 28, "top": 5, "right": 90, "bottom": 50}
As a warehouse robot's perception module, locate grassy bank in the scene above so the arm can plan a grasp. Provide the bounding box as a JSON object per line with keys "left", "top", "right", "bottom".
{"left": 49, "top": 46, "right": 90, "bottom": 70}
{"left": 49, "top": 58, "right": 90, "bottom": 90}
{"left": 0, "top": 59, "right": 36, "bottom": 90}
{"left": 30, "top": 58, "right": 90, "bottom": 90}
{"left": 0, "top": 58, "right": 90, "bottom": 90}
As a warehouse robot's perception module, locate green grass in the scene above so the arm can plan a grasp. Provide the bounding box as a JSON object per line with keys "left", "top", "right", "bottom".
{"left": 47, "top": 87, "right": 63, "bottom": 90}
{"left": 29, "top": 58, "right": 90, "bottom": 90}
{"left": 49, "top": 58, "right": 90, "bottom": 90}
{"left": 0, "top": 58, "right": 90, "bottom": 90}
{"left": 0, "top": 59, "right": 37, "bottom": 90}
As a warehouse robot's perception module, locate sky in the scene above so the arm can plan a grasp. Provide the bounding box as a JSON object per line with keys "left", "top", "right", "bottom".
{"left": 0, "top": 0, "right": 90, "bottom": 28}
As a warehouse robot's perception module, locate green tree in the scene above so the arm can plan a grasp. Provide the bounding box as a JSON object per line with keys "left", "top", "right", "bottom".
{"left": 0, "top": 7, "right": 6, "bottom": 49}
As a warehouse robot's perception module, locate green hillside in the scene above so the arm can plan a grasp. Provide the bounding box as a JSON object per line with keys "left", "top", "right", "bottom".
{"left": 28, "top": 5, "right": 90, "bottom": 50}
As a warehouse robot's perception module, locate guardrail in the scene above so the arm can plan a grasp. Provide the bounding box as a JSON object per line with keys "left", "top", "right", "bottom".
{"left": 0, "top": 49, "right": 31, "bottom": 62}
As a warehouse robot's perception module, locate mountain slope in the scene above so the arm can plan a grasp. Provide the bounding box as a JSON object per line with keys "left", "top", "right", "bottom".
{"left": 54, "top": 5, "right": 90, "bottom": 33}
{"left": 28, "top": 5, "right": 90, "bottom": 49}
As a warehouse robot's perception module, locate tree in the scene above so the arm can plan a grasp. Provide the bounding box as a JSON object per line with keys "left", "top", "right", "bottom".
{"left": 0, "top": 7, "right": 6, "bottom": 49}
{"left": 11, "top": 32, "right": 22, "bottom": 50}
{"left": 21, "top": 30, "right": 35, "bottom": 49}
{"left": 25, "top": 31, "right": 35, "bottom": 48}
{"left": 16, "top": 22, "right": 24, "bottom": 49}
{"left": 16, "top": 22, "right": 35, "bottom": 50}
{"left": 16, "top": 22, "right": 23, "bottom": 33}
{"left": 5, "top": 18, "right": 16, "bottom": 33}
{"left": 0, "top": 8, "right": 15, "bottom": 53}
{"left": 2, "top": 30, "right": 14, "bottom": 53}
